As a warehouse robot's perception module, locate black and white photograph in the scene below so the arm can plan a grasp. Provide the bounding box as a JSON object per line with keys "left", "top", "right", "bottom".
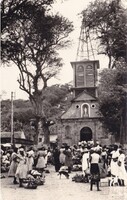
{"left": 1, "top": 0, "right": 127, "bottom": 200}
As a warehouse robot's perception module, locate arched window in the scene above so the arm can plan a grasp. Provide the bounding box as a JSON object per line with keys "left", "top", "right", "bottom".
{"left": 77, "top": 65, "right": 84, "bottom": 72}
{"left": 81, "top": 103, "right": 90, "bottom": 117}
{"left": 76, "top": 65, "right": 84, "bottom": 87}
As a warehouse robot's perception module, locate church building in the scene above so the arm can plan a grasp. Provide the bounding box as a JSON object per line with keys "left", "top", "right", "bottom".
{"left": 57, "top": 59, "right": 109, "bottom": 146}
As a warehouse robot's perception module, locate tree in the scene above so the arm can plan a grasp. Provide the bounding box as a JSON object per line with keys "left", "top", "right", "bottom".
{"left": 98, "top": 59, "right": 127, "bottom": 143}
{"left": 1, "top": 0, "right": 73, "bottom": 144}
{"left": 1, "top": 0, "right": 54, "bottom": 62}
{"left": 1, "top": 84, "right": 73, "bottom": 143}
{"left": 36, "top": 83, "right": 73, "bottom": 144}
{"left": 1, "top": 99, "right": 35, "bottom": 140}
{"left": 82, "top": 0, "right": 127, "bottom": 68}
{"left": 82, "top": 0, "right": 127, "bottom": 144}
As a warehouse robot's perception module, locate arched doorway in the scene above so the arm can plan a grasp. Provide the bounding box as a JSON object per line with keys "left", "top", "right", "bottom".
{"left": 80, "top": 127, "right": 92, "bottom": 142}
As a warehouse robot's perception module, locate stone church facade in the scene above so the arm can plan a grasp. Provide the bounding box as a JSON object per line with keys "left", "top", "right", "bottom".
{"left": 57, "top": 59, "right": 110, "bottom": 146}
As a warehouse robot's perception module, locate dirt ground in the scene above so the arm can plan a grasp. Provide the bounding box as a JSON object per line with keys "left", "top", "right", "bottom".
{"left": 1, "top": 165, "right": 127, "bottom": 200}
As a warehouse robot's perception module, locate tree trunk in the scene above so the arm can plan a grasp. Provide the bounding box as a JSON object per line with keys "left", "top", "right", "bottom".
{"left": 43, "top": 125, "right": 50, "bottom": 145}
{"left": 30, "top": 93, "right": 52, "bottom": 145}
{"left": 30, "top": 93, "right": 44, "bottom": 145}
{"left": 34, "top": 116, "right": 40, "bottom": 145}
{"left": 120, "top": 113, "right": 127, "bottom": 145}
{"left": 40, "top": 118, "right": 50, "bottom": 145}
{"left": 120, "top": 116, "right": 124, "bottom": 145}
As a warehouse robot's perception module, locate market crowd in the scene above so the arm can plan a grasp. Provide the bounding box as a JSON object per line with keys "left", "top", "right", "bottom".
{"left": 1, "top": 141, "right": 127, "bottom": 190}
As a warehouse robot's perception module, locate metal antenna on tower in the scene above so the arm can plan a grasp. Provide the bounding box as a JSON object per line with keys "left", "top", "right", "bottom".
{"left": 76, "top": 20, "right": 95, "bottom": 61}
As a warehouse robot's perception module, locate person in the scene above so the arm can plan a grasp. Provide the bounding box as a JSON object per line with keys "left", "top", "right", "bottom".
{"left": 59, "top": 145, "right": 66, "bottom": 167}
{"left": 0, "top": 147, "right": 4, "bottom": 167}
{"left": 8, "top": 147, "right": 19, "bottom": 184}
{"left": 82, "top": 148, "right": 90, "bottom": 182}
{"left": 15, "top": 148, "right": 28, "bottom": 187}
{"left": 89, "top": 149, "right": 101, "bottom": 191}
{"left": 44, "top": 147, "right": 51, "bottom": 167}
{"left": 53, "top": 147, "right": 61, "bottom": 172}
{"left": 72, "top": 145, "right": 78, "bottom": 156}
{"left": 2, "top": 151, "right": 10, "bottom": 166}
{"left": 27, "top": 147, "right": 35, "bottom": 172}
{"left": 46, "top": 147, "right": 52, "bottom": 165}
{"left": 110, "top": 145, "right": 119, "bottom": 178}
{"left": 80, "top": 143, "right": 87, "bottom": 154}
{"left": 36, "top": 146, "right": 46, "bottom": 173}
{"left": 64, "top": 146, "right": 73, "bottom": 173}
{"left": 117, "top": 149, "right": 127, "bottom": 186}
{"left": 94, "top": 141, "right": 102, "bottom": 152}
{"left": 99, "top": 148, "right": 108, "bottom": 178}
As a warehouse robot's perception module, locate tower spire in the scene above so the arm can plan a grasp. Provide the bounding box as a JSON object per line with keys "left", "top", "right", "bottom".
{"left": 76, "top": 20, "right": 95, "bottom": 61}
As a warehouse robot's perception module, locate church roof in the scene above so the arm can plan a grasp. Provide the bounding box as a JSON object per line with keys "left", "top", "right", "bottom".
{"left": 72, "top": 90, "right": 97, "bottom": 102}
{"left": 70, "top": 60, "right": 100, "bottom": 68}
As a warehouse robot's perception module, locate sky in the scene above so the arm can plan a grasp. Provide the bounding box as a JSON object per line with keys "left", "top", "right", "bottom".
{"left": 1, "top": 0, "right": 127, "bottom": 100}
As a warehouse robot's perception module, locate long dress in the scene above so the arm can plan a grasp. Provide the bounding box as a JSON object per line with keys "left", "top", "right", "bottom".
{"left": 15, "top": 154, "right": 28, "bottom": 179}
{"left": 82, "top": 152, "right": 89, "bottom": 175}
{"left": 64, "top": 149, "right": 73, "bottom": 171}
{"left": 53, "top": 149, "right": 60, "bottom": 172}
{"left": 36, "top": 150, "right": 46, "bottom": 170}
{"left": 110, "top": 150, "right": 119, "bottom": 177}
{"left": 59, "top": 148, "right": 66, "bottom": 165}
{"left": 27, "top": 150, "right": 34, "bottom": 171}
{"left": 8, "top": 152, "right": 18, "bottom": 177}
{"left": 98, "top": 152, "right": 108, "bottom": 178}
{"left": 118, "top": 153, "right": 127, "bottom": 184}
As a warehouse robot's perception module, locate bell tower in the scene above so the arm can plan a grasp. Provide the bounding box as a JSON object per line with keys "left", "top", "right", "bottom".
{"left": 71, "top": 60, "right": 99, "bottom": 97}
{"left": 71, "top": 21, "right": 100, "bottom": 97}
{"left": 58, "top": 20, "right": 106, "bottom": 148}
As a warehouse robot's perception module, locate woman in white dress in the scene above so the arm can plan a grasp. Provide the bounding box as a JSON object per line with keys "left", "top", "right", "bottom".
{"left": 110, "top": 145, "right": 119, "bottom": 177}
{"left": 8, "top": 147, "right": 19, "bottom": 184}
{"left": 36, "top": 147, "right": 46, "bottom": 173}
{"left": 82, "top": 148, "right": 90, "bottom": 182}
{"left": 27, "top": 147, "right": 35, "bottom": 172}
{"left": 15, "top": 148, "right": 28, "bottom": 187}
{"left": 118, "top": 149, "right": 127, "bottom": 186}
{"left": 82, "top": 149, "right": 89, "bottom": 174}
{"left": 59, "top": 147, "right": 66, "bottom": 166}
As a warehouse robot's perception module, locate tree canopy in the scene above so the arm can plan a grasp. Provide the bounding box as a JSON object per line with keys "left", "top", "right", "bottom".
{"left": 82, "top": 0, "right": 127, "bottom": 68}
{"left": 1, "top": 84, "right": 73, "bottom": 140}
{"left": 1, "top": 0, "right": 54, "bottom": 61}
{"left": 81, "top": 0, "right": 127, "bottom": 143}
{"left": 1, "top": 0, "right": 73, "bottom": 144}
{"left": 98, "top": 59, "right": 127, "bottom": 141}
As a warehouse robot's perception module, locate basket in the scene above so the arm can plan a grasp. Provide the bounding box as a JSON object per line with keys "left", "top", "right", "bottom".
{"left": 72, "top": 174, "right": 84, "bottom": 183}
{"left": 36, "top": 176, "right": 45, "bottom": 185}
{"left": 24, "top": 181, "right": 37, "bottom": 189}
